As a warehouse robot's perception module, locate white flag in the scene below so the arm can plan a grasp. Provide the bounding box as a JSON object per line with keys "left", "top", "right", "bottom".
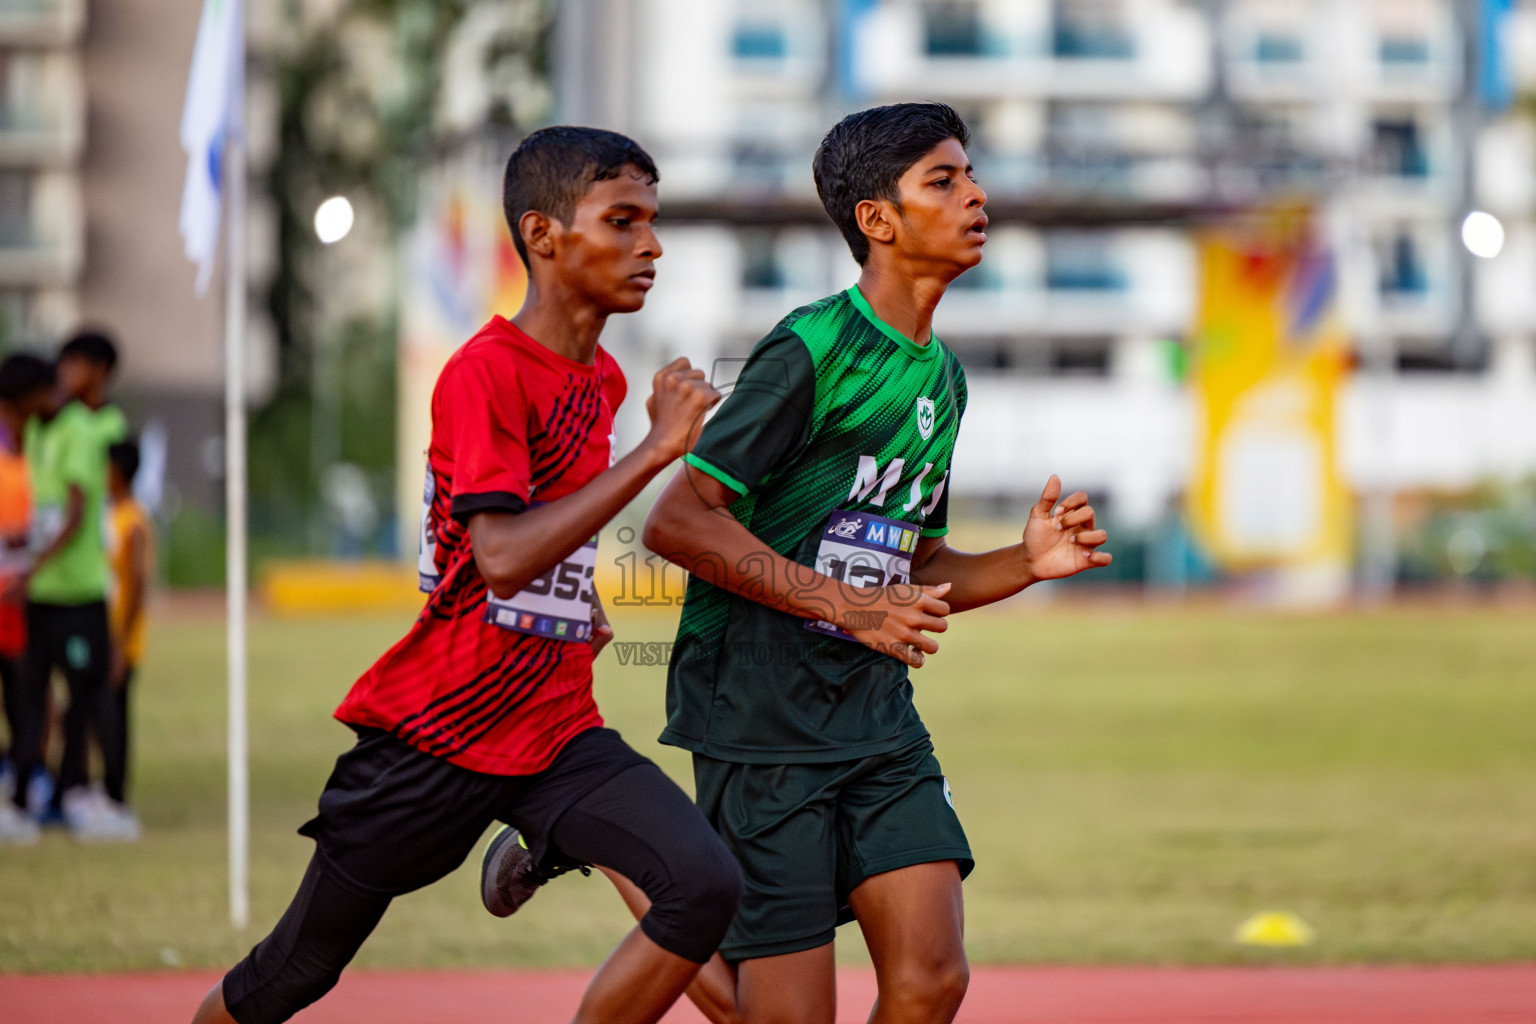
{"left": 179, "top": 0, "right": 243, "bottom": 295}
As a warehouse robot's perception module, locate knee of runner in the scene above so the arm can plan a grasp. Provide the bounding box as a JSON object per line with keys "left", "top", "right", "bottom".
{"left": 289, "top": 949, "right": 349, "bottom": 1005}
{"left": 225, "top": 950, "right": 348, "bottom": 1024}
{"left": 645, "top": 840, "right": 742, "bottom": 961}
{"left": 680, "top": 838, "right": 743, "bottom": 928}
{"left": 879, "top": 954, "right": 969, "bottom": 1016}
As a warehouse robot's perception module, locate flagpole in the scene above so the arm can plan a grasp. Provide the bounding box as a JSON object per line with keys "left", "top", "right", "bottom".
{"left": 223, "top": 8, "right": 250, "bottom": 931}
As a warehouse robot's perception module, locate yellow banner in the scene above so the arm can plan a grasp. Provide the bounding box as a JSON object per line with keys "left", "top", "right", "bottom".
{"left": 1189, "top": 211, "right": 1351, "bottom": 575}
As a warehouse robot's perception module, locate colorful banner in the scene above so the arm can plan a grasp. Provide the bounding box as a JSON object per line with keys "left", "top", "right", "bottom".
{"left": 396, "top": 149, "right": 528, "bottom": 554}
{"left": 1188, "top": 210, "right": 1351, "bottom": 584}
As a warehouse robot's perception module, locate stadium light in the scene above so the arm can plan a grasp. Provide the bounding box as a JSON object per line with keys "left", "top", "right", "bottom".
{"left": 1461, "top": 211, "right": 1504, "bottom": 259}
{"left": 315, "top": 196, "right": 355, "bottom": 244}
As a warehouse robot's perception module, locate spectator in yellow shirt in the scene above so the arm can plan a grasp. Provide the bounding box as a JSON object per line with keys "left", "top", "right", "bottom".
{"left": 102, "top": 438, "right": 150, "bottom": 836}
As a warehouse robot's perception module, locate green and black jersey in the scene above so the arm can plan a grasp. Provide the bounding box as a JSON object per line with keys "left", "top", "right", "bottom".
{"left": 661, "top": 285, "right": 968, "bottom": 764}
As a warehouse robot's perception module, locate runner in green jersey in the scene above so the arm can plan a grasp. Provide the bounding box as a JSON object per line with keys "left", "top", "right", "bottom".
{"left": 638, "top": 103, "right": 1114, "bottom": 1024}
{"left": 662, "top": 284, "right": 966, "bottom": 763}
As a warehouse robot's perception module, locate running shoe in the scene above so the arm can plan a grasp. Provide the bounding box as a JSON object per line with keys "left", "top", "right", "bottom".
{"left": 0, "top": 801, "right": 39, "bottom": 845}
{"left": 480, "top": 825, "right": 543, "bottom": 917}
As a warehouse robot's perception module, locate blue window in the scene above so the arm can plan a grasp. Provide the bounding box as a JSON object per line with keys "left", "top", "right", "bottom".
{"left": 0, "top": 169, "right": 31, "bottom": 247}
{"left": 924, "top": 3, "right": 985, "bottom": 56}
{"left": 1053, "top": 26, "right": 1134, "bottom": 58}
{"left": 1051, "top": 0, "right": 1134, "bottom": 58}
{"left": 733, "top": 23, "right": 787, "bottom": 60}
{"left": 1046, "top": 239, "right": 1127, "bottom": 292}
{"left": 739, "top": 230, "right": 784, "bottom": 290}
{"left": 1379, "top": 234, "right": 1428, "bottom": 296}
{"left": 1379, "top": 37, "right": 1430, "bottom": 65}
{"left": 950, "top": 266, "right": 996, "bottom": 291}
{"left": 1254, "top": 33, "right": 1303, "bottom": 64}
{"left": 1372, "top": 120, "right": 1429, "bottom": 179}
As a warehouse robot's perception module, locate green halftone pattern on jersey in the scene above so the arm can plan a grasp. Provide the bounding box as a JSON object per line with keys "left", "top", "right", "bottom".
{"left": 747, "top": 288, "right": 964, "bottom": 555}
{"left": 663, "top": 287, "right": 968, "bottom": 763}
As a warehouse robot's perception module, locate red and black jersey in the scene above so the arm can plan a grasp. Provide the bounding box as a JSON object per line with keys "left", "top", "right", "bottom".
{"left": 335, "top": 317, "right": 626, "bottom": 775}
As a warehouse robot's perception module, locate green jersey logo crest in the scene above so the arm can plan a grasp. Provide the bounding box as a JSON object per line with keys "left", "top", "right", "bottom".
{"left": 915, "top": 396, "right": 935, "bottom": 440}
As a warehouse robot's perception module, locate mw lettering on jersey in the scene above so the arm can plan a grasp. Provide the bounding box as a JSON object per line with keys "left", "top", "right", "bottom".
{"left": 848, "top": 454, "right": 949, "bottom": 516}
{"left": 848, "top": 455, "right": 905, "bottom": 505}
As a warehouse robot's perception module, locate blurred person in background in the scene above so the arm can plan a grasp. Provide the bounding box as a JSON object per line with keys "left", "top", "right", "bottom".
{"left": 56, "top": 331, "right": 129, "bottom": 450}
{"left": 101, "top": 437, "right": 150, "bottom": 838}
{"left": 15, "top": 330, "right": 133, "bottom": 840}
{"left": 0, "top": 353, "right": 56, "bottom": 844}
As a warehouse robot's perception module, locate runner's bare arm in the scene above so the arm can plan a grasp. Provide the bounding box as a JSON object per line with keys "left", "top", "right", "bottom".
{"left": 110, "top": 521, "right": 149, "bottom": 690}
{"left": 909, "top": 474, "right": 1111, "bottom": 612}
{"left": 27, "top": 482, "right": 84, "bottom": 573}
{"left": 470, "top": 359, "right": 718, "bottom": 599}
{"left": 590, "top": 593, "right": 614, "bottom": 656}
{"left": 644, "top": 467, "right": 950, "bottom": 669}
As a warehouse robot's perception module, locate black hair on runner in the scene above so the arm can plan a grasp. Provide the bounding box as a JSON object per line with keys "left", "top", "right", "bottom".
{"left": 503, "top": 126, "right": 660, "bottom": 268}
{"left": 813, "top": 102, "right": 971, "bottom": 265}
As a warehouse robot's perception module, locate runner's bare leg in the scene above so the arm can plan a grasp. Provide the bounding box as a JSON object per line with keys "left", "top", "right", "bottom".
{"left": 603, "top": 864, "right": 845, "bottom": 1024}
{"left": 847, "top": 861, "right": 968, "bottom": 1024}
{"left": 600, "top": 865, "right": 741, "bottom": 1024}
{"left": 569, "top": 926, "right": 706, "bottom": 1024}
{"left": 190, "top": 984, "right": 236, "bottom": 1024}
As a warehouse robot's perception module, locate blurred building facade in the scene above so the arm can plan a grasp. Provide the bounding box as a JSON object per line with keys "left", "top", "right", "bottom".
{"left": 536, "top": 0, "right": 1536, "bottom": 592}
{"left": 10, "top": 0, "right": 1533, "bottom": 590}
{"left": 0, "top": 0, "right": 224, "bottom": 516}
{"left": 0, "top": 0, "right": 84, "bottom": 345}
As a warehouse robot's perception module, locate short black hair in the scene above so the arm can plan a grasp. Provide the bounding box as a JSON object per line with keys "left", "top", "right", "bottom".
{"left": 0, "top": 352, "right": 55, "bottom": 403}
{"left": 59, "top": 329, "right": 119, "bottom": 372}
{"left": 812, "top": 103, "right": 972, "bottom": 265}
{"left": 502, "top": 126, "right": 660, "bottom": 268}
{"left": 109, "top": 437, "right": 141, "bottom": 484}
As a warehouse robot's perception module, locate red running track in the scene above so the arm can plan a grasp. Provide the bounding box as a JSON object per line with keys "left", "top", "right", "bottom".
{"left": 2, "top": 965, "right": 1534, "bottom": 1023}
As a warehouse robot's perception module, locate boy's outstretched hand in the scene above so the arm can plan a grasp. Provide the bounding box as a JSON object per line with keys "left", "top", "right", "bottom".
{"left": 1021, "top": 475, "right": 1112, "bottom": 582}
{"left": 643, "top": 357, "right": 721, "bottom": 462}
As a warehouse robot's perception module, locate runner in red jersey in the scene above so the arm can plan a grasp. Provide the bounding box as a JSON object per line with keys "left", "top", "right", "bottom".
{"left": 337, "top": 318, "right": 626, "bottom": 775}
{"left": 193, "top": 127, "right": 741, "bottom": 1024}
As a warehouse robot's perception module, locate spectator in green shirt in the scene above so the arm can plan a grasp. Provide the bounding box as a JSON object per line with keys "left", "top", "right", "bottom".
{"left": 14, "top": 330, "right": 134, "bottom": 840}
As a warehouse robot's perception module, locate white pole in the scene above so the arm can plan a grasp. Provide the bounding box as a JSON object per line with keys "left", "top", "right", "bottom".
{"left": 224, "top": 121, "right": 250, "bottom": 931}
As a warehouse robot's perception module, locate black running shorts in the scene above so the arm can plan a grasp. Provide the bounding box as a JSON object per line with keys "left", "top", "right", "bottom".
{"left": 223, "top": 726, "right": 741, "bottom": 1024}
{"left": 299, "top": 724, "right": 648, "bottom": 894}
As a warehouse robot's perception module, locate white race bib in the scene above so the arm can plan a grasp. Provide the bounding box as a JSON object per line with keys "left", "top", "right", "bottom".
{"left": 417, "top": 460, "right": 440, "bottom": 593}
{"left": 484, "top": 537, "right": 597, "bottom": 643}
{"left": 805, "top": 508, "right": 920, "bottom": 641}
{"left": 30, "top": 502, "right": 64, "bottom": 555}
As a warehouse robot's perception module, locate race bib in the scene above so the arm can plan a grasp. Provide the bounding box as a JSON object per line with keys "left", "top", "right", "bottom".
{"left": 30, "top": 502, "right": 64, "bottom": 554}
{"left": 417, "top": 460, "right": 439, "bottom": 593}
{"left": 484, "top": 537, "right": 597, "bottom": 643}
{"left": 805, "top": 508, "right": 919, "bottom": 641}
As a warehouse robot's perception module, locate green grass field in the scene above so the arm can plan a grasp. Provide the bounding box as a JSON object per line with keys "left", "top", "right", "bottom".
{"left": 2, "top": 599, "right": 1534, "bottom": 973}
